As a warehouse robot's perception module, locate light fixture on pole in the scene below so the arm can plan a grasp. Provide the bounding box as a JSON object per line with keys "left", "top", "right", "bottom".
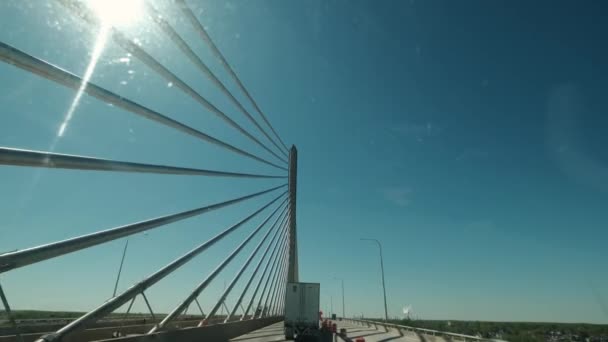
{"left": 361, "top": 238, "right": 388, "bottom": 322}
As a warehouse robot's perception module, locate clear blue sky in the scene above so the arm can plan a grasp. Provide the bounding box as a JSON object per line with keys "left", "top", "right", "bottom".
{"left": 1, "top": 0, "right": 607, "bottom": 324}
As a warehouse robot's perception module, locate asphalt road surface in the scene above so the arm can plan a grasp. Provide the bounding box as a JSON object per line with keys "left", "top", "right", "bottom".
{"left": 231, "top": 322, "right": 288, "bottom": 342}
{"left": 230, "top": 321, "right": 445, "bottom": 342}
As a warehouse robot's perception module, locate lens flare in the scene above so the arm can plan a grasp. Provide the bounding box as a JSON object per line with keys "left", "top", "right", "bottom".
{"left": 87, "top": 0, "right": 144, "bottom": 27}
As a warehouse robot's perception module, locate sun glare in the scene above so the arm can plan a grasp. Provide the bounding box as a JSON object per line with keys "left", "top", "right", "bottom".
{"left": 87, "top": 0, "right": 144, "bottom": 27}
{"left": 57, "top": 25, "right": 109, "bottom": 138}
{"left": 55, "top": 0, "right": 143, "bottom": 139}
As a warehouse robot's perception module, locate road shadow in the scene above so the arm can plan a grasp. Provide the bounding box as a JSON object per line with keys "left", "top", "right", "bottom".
{"left": 254, "top": 327, "right": 284, "bottom": 333}
{"left": 349, "top": 331, "right": 386, "bottom": 339}
{"left": 232, "top": 332, "right": 284, "bottom": 341}
{"left": 415, "top": 331, "right": 428, "bottom": 342}
{"left": 345, "top": 328, "right": 376, "bottom": 334}
{"left": 377, "top": 336, "right": 404, "bottom": 342}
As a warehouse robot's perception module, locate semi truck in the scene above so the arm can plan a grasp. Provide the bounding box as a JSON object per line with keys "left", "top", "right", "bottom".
{"left": 284, "top": 282, "right": 321, "bottom": 340}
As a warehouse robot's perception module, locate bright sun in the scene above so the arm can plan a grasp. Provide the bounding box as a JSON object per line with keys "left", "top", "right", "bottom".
{"left": 87, "top": 0, "right": 144, "bottom": 27}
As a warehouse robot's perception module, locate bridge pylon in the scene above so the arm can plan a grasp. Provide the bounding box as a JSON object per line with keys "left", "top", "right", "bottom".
{"left": 287, "top": 145, "right": 298, "bottom": 283}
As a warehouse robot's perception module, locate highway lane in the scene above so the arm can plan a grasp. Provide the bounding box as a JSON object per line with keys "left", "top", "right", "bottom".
{"left": 338, "top": 321, "right": 450, "bottom": 342}
{"left": 231, "top": 322, "right": 287, "bottom": 342}
{"left": 1, "top": 320, "right": 450, "bottom": 342}
{"left": 230, "top": 321, "right": 444, "bottom": 342}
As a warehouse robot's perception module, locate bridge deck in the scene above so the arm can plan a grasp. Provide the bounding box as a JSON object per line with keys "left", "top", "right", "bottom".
{"left": 231, "top": 321, "right": 443, "bottom": 342}
{"left": 0, "top": 320, "right": 456, "bottom": 342}
{"left": 337, "top": 322, "right": 424, "bottom": 342}
{"left": 231, "top": 322, "right": 287, "bottom": 342}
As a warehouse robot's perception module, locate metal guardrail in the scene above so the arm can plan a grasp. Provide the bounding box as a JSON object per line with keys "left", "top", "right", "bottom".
{"left": 344, "top": 318, "right": 497, "bottom": 342}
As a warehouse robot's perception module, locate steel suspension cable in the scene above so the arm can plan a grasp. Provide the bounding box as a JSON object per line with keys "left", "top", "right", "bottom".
{"left": 34, "top": 192, "right": 287, "bottom": 342}
{"left": 265, "top": 258, "right": 285, "bottom": 317}
{"left": 264, "top": 248, "right": 288, "bottom": 317}
{"left": 0, "top": 184, "right": 286, "bottom": 273}
{"left": 0, "top": 147, "right": 286, "bottom": 179}
{"left": 0, "top": 42, "right": 286, "bottom": 171}
{"left": 263, "top": 244, "right": 288, "bottom": 317}
{"left": 270, "top": 257, "right": 288, "bottom": 316}
{"left": 149, "top": 197, "right": 288, "bottom": 333}
{"left": 240, "top": 217, "right": 289, "bottom": 320}
{"left": 249, "top": 226, "right": 289, "bottom": 319}
{"left": 275, "top": 258, "right": 289, "bottom": 315}
{"left": 206, "top": 204, "right": 289, "bottom": 322}
{"left": 175, "top": 0, "right": 290, "bottom": 154}
{"left": 144, "top": 2, "right": 287, "bottom": 161}
{"left": 276, "top": 279, "right": 287, "bottom": 316}
{"left": 0, "top": 1, "right": 299, "bottom": 340}
{"left": 279, "top": 265, "right": 290, "bottom": 315}
{"left": 57, "top": 0, "right": 286, "bottom": 166}
{"left": 255, "top": 230, "right": 289, "bottom": 318}
{"left": 272, "top": 268, "right": 287, "bottom": 316}
{"left": 225, "top": 210, "right": 289, "bottom": 322}
{"left": 0, "top": 281, "right": 23, "bottom": 342}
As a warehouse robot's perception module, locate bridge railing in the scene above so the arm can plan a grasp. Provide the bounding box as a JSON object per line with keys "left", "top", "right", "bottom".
{"left": 0, "top": 1, "right": 297, "bottom": 342}
{"left": 344, "top": 318, "right": 496, "bottom": 342}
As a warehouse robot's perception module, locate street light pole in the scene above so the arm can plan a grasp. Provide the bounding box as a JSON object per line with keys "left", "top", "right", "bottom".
{"left": 361, "top": 238, "right": 388, "bottom": 322}
{"left": 341, "top": 279, "right": 345, "bottom": 319}
{"left": 334, "top": 277, "right": 345, "bottom": 318}
{"left": 112, "top": 239, "right": 129, "bottom": 298}
{"left": 112, "top": 233, "right": 148, "bottom": 297}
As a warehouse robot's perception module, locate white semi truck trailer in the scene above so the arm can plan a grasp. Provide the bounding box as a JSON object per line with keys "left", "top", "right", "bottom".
{"left": 284, "top": 282, "right": 321, "bottom": 340}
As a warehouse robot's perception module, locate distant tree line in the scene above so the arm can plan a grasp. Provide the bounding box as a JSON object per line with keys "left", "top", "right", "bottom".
{"left": 370, "top": 318, "right": 608, "bottom": 342}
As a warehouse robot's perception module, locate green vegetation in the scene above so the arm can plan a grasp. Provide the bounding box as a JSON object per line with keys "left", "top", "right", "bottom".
{"left": 372, "top": 318, "right": 608, "bottom": 342}
{"left": 4, "top": 310, "right": 85, "bottom": 320}
{"left": 0, "top": 309, "right": 232, "bottom": 328}
{"left": 3, "top": 310, "right": 154, "bottom": 321}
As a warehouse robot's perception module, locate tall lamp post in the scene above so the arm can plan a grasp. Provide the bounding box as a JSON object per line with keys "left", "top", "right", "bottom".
{"left": 112, "top": 239, "right": 129, "bottom": 297}
{"left": 361, "top": 238, "right": 388, "bottom": 322}
{"left": 112, "top": 232, "right": 147, "bottom": 297}
{"left": 334, "top": 277, "right": 345, "bottom": 319}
